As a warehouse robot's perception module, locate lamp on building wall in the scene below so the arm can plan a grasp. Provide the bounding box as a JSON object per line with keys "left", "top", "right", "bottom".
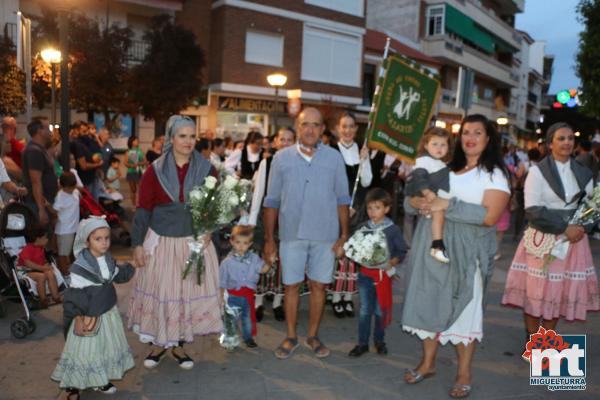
{"left": 267, "top": 73, "right": 287, "bottom": 135}
{"left": 40, "top": 48, "right": 61, "bottom": 128}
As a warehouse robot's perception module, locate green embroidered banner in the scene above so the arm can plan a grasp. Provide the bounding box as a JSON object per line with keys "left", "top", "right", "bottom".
{"left": 367, "top": 55, "right": 441, "bottom": 163}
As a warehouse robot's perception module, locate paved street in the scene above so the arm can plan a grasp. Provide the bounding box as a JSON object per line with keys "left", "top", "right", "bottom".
{"left": 1, "top": 232, "right": 599, "bottom": 400}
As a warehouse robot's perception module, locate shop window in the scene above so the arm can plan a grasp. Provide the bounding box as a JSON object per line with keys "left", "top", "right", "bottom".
{"left": 301, "top": 25, "right": 361, "bottom": 87}
{"left": 245, "top": 30, "right": 284, "bottom": 67}
{"left": 305, "top": 0, "right": 364, "bottom": 17}
{"left": 427, "top": 5, "right": 445, "bottom": 36}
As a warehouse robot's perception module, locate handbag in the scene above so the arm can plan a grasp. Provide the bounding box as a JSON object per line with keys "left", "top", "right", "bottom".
{"left": 73, "top": 315, "right": 101, "bottom": 337}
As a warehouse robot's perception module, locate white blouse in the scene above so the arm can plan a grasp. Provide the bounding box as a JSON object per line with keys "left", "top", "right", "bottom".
{"left": 525, "top": 160, "right": 593, "bottom": 210}
{"left": 337, "top": 142, "right": 372, "bottom": 188}
{"left": 224, "top": 146, "right": 261, "bottom": 175}
{"left": 449, "top": 167, "right": 510, "bottom": 205}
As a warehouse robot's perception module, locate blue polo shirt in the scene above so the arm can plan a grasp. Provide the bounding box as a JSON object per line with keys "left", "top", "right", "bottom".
{"left": 264, "top": 144, "right": 350, "bottom": 242}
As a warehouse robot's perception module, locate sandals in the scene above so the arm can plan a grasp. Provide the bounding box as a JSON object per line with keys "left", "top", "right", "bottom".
{"left": 305, "top": 336, "right": 330, "bottom": 358}
{"left": 274, "top": 337, "right": 299, "bottom": 359}
{"left": 404, "top": 368, "right": 436, "bottom": 384}
{"left": 65, "top": 388, "right": 80, "bottom": 400}
{"left": 449, "top": 383, "right": 472, "bottom": 398}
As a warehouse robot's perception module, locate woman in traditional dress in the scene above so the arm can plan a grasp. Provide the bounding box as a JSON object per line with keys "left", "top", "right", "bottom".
{"left": 502, "top": 122, "right": 599, "bottom": 338}
{"left": 402, "top": 114, "right": 510, "bottom": 399}
{"left": 330, "top": 112, "right": 373, "bottom": 318}
{"left": 224, "top": 130, "right": 264, "bottom": 179}
{"left": 128, "top": 115, "right": 223, "bottom": 370}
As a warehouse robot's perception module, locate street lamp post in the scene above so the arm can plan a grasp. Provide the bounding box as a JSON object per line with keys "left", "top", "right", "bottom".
{"left": 40, "top": 48, "right": 61, "bottom": 128}
{"left": 267, "top": 73, "right": 287, "bottom": 135}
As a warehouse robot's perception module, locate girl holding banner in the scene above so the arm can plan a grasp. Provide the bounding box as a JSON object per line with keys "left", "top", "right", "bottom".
{"left": 330, "top": 112, "right": 373, "bottom": 318}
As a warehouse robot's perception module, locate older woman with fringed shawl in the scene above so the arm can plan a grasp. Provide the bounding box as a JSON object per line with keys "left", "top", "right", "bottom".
{"left": 502, "top": 122, "right": 599, "bottom": 339}
{"left": 127, "top": 115, "right": 223, "bottom": 370}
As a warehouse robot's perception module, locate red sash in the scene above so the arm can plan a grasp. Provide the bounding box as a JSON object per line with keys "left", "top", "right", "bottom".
{"left": 228, "top": 286, "right": 257, "bottom": 336}
{"left": 359, "top": 266, "right": 393, "bottom": 328}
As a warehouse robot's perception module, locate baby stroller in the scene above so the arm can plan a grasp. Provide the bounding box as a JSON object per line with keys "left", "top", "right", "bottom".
{"left": 79, "top": 187, "right": 131, "bottom": 246}
{"left": 0, "top": 201, "right": 67, "bottom": 338}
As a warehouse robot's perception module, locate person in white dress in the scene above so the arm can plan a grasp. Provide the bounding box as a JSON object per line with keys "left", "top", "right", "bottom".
{"left": 402, "top": 115, "right": 510, "bottom": 399}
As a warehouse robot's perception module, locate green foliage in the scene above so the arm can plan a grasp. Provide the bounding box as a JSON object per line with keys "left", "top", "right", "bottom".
{"left": 576, "top": 0, "right": 600, "bottom": 117}
{"left": 69, "top": 15, "right": 135, "bottom": 130}
{"left": 30, "top": 7, "right": 60, "bottom": 109}
{"left": 0, "top": 33, "right": 26, "bottom": 115}
{"left": 131, "top": 15, "right": 205, "bottom": 134}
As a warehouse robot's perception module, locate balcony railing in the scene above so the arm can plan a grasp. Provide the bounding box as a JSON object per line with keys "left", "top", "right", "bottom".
{"left": 127, "top": 39, "right": 150, "bottom": 63}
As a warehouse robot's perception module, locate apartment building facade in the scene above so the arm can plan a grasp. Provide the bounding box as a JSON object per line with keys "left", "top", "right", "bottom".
{"left": 368, "top": 0, "right": 527, "bottom": 133}
{"left": 177, "top": 0, "right": 367, "bottom": 139}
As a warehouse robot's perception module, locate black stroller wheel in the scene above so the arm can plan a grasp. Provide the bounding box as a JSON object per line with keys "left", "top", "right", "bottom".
{"left": 26, "top": 318, "right": 36, "bottom": 334}
{"left": 10, "top": 318, "right": 29, "bottom": 339}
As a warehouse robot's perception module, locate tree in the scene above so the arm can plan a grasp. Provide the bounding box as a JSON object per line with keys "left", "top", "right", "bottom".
{"left": 131, "top": 15, "right": 205, "bottom": 135}
{"left": 576, "top": 0, "right": 600, "bottom": 118}
{"left": 69, "top": 15, "right": 135, "bottom": 132}
{"left": 30, "top": 7, "right": 60, "bottom": 110}
{"left": 0, "top": 31, "right": 26, "bottom": 116}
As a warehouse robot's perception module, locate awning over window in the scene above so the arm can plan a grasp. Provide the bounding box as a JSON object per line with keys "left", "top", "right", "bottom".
{"left": 445, "top": 5, "right": 495, "bottom": 53}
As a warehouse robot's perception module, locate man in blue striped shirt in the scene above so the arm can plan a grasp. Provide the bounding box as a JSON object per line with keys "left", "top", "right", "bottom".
{"left": 264, "top": 107, "right": 350, "bottom": 359}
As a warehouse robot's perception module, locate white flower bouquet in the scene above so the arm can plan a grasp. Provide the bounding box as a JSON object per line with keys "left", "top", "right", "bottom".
{"left": 569, "top": 184, "right": 600, "bottom": 227}
{"left": 343, "top": 228, "right": 389, "bottom": 268}
{"left": 184, "top": 175, "right": 253, "bottom": 284}
{"left": 545, "top": 185, "right": 600, "bottom": 266}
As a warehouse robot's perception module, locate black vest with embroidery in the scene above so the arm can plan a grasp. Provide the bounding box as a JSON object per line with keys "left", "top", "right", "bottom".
{"left": 240, "top": 147, "right": 262, "bottom": 179}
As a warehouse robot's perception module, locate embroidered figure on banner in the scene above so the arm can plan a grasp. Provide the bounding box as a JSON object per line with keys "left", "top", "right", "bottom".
{"left": 393, "top": 85, "right": 421, "bottom": 120}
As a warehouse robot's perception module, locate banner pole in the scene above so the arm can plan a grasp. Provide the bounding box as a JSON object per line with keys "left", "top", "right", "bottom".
{"left": 350, "top": 37, "right": 391, "bottom": 209}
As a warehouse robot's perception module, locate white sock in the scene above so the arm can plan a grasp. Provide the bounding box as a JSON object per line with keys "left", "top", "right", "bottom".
{"left": 332, "top": 292, "right": 342, "bottom": 304}
{"left": 343, "top": 292, "right": 353, "bottom": 302}
{"left": 273, "top": 294, "right": 283, "bottom": 309}
{"left": 255, "top": 294, "right": 264, "bottom": 308}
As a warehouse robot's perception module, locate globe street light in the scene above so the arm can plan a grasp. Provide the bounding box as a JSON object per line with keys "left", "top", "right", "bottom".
{"left": 40, "top": 48, "right": 61, "bottom": 128}
{"left": 267, "top": 73, "right": 287, "bottom": 135}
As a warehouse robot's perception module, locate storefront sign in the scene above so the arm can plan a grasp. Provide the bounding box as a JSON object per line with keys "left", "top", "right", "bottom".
{"left": 367, "top": 55, "right": 440, "bottom": 163}
{"left": 218, "top": 96, "right": 286, "bottom": 113}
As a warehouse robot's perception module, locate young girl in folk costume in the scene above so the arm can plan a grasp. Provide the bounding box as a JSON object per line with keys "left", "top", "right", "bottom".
{"left": 330, "top": 112, "right": 373, "bottom": 318}
{"left": 248, "top": 127, "right": 296, "bottom": 321}
{"left": 52, "top": 217, "right": 135, "bottom": 399}
{"left": 224, "top": 131, "right": 264, "bottom": 179}
{"left": 404, "top": 127, "right": 453, "bottom": 263}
